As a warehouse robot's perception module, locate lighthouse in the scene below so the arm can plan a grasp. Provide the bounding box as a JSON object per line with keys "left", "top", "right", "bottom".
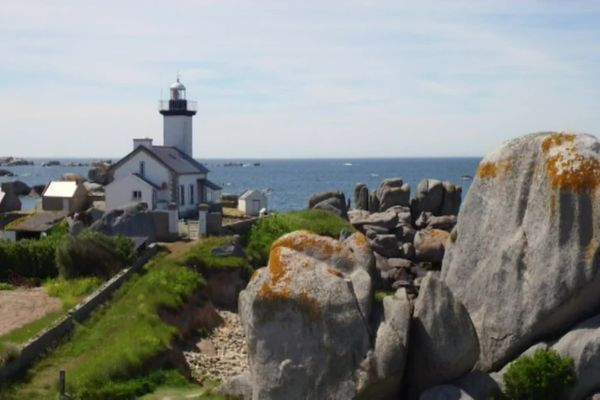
{"left": 159, "top": 77, "right": 197, "bottom": 157}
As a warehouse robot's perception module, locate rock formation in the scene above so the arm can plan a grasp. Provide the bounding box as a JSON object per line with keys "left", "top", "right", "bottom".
{"left": 443, "top": 132, "right": 600, "bottom": 370}
{"left": 308, "top": 191, "right": 349, "bottom": 219}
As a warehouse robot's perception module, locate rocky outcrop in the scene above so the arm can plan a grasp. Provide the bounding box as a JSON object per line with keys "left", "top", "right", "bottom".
{"left": 90, "top": 202, "right": 158, "bottom": 241}
{"left": 442, "top": 132, "right": 600, "bottom": 371}
{"left": 419, "top": 385, "right": 474, "bottom": 400}
{"left": 308, "top": 191, "right": 349, "bottom": 219}
{"left": 1, "top": 180, "right": 31, "bottom": 197}
{"left": 414, "top": 229, "right": 450, "bottom": 264}
{"left": 553, "top": 314, "right": 600, "bottom": 400}
{"left": 0, "top": 169, "right": 14, "bottom": 177}
{"left": 238, "top": 231, "right": 375, "bottom": 399}
{"left": 354, "top": 183, "right": 369, "bottom": 210}
{"left": 375, "top": 178, "right": 411, "bottom": 211}
{"left": 0, "top": 186, "right": 21, "bottom": 213}
{"left": 357, "top": 289, "right": 412, "bottom": 399}
{"left": 87, "top": 160, "right": 113, "bottom": 185}
{"left": 405, "top": 274, "right": 479, "bottom": 397}
{"left": 411, "top": 179, "right": 462, "bottom": 218}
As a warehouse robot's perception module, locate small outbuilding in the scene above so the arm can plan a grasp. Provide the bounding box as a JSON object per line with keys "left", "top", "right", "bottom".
{"left": 42, "top": 181, "right": 88, "bottom": 213}
{"left": 238, "top": 189, "right": 267, "bottom": 217}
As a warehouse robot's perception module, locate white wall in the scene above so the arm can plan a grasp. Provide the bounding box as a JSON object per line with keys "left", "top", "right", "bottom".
{"left": 113, "top": 151, "right": 170, "bottom": 189}
{"left": 105, "top": 174, "right": 156, "bottom": 210}
{"left": 239, "top": 191, "right": 267, "bottom": 216}
{"left": 177, "top": 174, "right": 202, "bottom": 214}
{"left": 164, "top": 115, "right": 193, "bottom": 157}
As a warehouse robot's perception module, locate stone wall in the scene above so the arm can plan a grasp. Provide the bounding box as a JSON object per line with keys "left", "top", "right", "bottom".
{"left": 0, "top": 244, "right": 159, "bottom": 383}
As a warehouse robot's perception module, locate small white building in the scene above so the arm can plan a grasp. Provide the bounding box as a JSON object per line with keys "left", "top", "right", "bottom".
{"left": 238, "top": 189, "right": 267, "bottom": 216}
{"left": 105, "top": 77, "right": 221, "bottom": 218}
{"left": 42, "top": 181, "right": 88, "bottom": 213}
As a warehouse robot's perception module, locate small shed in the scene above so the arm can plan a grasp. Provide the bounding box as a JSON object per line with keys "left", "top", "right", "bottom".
{"left": 42, "top": 181, "right": 88, "bottom": 213}
{"left": 238, "top": 189, "right": 267, "bottom": 216}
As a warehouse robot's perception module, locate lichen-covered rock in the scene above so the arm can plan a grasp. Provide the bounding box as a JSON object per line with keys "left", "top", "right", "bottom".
{"left": 375, "top": 178, "right": 411, "bottom": 211}
{"left": 405, "top": 274, "right": 479, "bottom": 397}
{"left": 442, "top": 132, "right": 600, "bottom": 370}
{"left": 414, "top": 229, "right": 449, "bottom": 263}
{"left": 239, "top": 231, "right": 375, "bottom": 400}
{"left": 370, "top": 234, "right": 401, "bottom": 258}
{"left": 309, "top": 191, "right": 349, "bottom": 219}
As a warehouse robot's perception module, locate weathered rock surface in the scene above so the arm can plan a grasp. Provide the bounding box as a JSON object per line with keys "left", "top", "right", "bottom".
{"left": 309, "top": 191, "right": 349, "bottom": 219}
{"left": 354, "top": 183, "right": 369, "bottom": 210}
{"left": 419, "top": 385, "right": 475, "bottom": 400}
{"left": 370, "top": 234, "right": 400, "bottom": 258}
{"left": 0, "top": 169, "right": 14, "bottom": 177}
{"left": 87, "top": 160, "right": 113, "bottom": 185}
{"left": 552, "top": 314, "right": 600, "bottom": 400}
{"left": 1, "top": 180, "right": 31, "bottom": 197}
{"left": 237, "top": 230, "right": 417, "bottom": 400}
{"left": 412, "top": 179, "right": 461, "bottom": 217}
{"left": 405, "top": 274, "right": 479, "bottom": 397}
{"left": 414, "top": 229, "right": 449, "bottom": 263}
{"left": 90, "top": 202, "right": 157, "bottom": 240}
{"left": 442, "top": 132, "right": 600, "bottom": 370}
{"left": 0, "top": 187, "right": 21, "bottom": 212}
{"left": 357, "top": 289, "right": 412, "bottom": 399}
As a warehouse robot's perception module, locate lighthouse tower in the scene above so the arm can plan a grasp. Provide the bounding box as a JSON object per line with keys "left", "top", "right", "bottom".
{"left": 159, "top": 77, "right": 197, "bottom": 157}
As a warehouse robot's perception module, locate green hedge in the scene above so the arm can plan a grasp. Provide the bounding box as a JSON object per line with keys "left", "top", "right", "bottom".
{"left": 244, "top": 209, "right": 354, "bottom": 267}
{"left": 0, "top": 228, "right": 135, "bottom": 281}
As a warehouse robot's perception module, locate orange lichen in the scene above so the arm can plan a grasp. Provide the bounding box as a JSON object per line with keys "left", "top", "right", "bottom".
{"left": 272, "top": 231, "right": 343, "bottom": 257}
{"left": 476, "top": 158, "right": 513, "bottom": 179}
{"left": 267, "top": 246, "right": 287, "bottom": 285}
{"left": 542, "top": 133, "right": 576, "bottom": 154}
{"left": 585, "top": 240, "right": 596, "bottom": 263}
{"left": 352, "top": 232, "right": 368, "bottom": 248}
{"left": 258, "top": 281, "right": 291, "bottom": 300}
{"left": 545, "top": 151, "right": 600, "bottom": 193}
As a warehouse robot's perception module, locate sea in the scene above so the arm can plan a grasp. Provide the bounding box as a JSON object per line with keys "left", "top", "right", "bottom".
{"left": 0, "top": 158, "right": 481, "bottom": 212}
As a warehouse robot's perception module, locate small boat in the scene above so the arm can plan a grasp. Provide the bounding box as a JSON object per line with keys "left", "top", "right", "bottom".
{"left": 370, "top": 173, "right": 379, "bottom": 177}
{"left": 343, "top": 162, "right": 353, "bottom": 166}
{"left": 460, "top": 175, "right": 473, "bottom": 181}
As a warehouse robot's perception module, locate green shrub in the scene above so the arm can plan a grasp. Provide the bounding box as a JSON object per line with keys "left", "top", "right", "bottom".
{"left": 0, "top": 234, "right": 64, "bottom": 280}
{"left": 503, "top": 348, "right": 576, "bottom": 400}
{"left": 43, "top": 277, "right": 103, "bottom": 309}
{"left": 244, "top": 209, "right": 354, "bottom": 267}
{"left": 55, "top": 231, "right": 135, "bottom": 279}
{"left": 182, "top": 236, "right": 248, "bottom": 271}
{"left": 0, "top": 342, "right": 20, "bottom": 367}
{"left": 0, "top": 282, "right": 14, "bottom": 290}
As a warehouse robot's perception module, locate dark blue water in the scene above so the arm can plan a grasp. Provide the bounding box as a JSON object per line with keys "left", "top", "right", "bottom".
{"left": 1, "top": 158, "right": 481, "bottom": 211}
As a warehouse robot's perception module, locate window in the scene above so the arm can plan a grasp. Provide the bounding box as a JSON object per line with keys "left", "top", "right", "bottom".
{"left": 189, "top": 184, "right": 194, "bottom": 204}
{"left": 132, "top": 190, "right": 142, "bottom": 201}
{"left": 139, "top": 161, "right": 145, "bottom": 177}
{"left": 180, "top": 185, "right": 185, "bottom": 206}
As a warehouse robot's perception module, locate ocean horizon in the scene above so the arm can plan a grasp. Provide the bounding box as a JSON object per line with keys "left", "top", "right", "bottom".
{"left": 1, "top": 157, "right": 481, "bottom": 212}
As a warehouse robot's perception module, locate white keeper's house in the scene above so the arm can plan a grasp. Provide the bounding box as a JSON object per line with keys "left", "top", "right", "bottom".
{"left": 105, "top": 77, "right": 222, "bottom": 217}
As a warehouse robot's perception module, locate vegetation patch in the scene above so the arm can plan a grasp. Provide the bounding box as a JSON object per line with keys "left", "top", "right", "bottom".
{"left": 0, "top": 282, "right": 14, "bottom": 290}
{"left": 501, "top": 348, "right": 576, "bottom": 400}
{"left": 374, "top": 290, "right": 395, "bottom": 303}
{"left": 181, "top": 236, "right": 248, "bottom": 271}
{"left": 7, "top": 255, "right": 205, "bottom": 399}
{"left": 244, "top": 209, "right": 354, "bottom": 267}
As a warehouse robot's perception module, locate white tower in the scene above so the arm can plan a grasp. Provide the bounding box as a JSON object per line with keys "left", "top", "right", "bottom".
{"left": 159, "top": 77, "right": 197, "bottom": 157}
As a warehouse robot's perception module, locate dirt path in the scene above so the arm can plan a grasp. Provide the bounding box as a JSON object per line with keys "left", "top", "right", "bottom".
{"left": 0, "top": 288, "right": 61, "bottom": 336}
{"left": 184, "top": 310, "right": 248, "bottom": 383}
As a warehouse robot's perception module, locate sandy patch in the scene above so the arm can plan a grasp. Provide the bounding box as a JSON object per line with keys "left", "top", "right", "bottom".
{"left": 0, "top": 288, "right": 62, "bottom": 337}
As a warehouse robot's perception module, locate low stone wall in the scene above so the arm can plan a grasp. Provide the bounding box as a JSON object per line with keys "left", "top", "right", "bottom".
{"left": 0, "top": 244, "right": 159, "bottom": 383}
{"left": 222, "top": 217, "right": 259, "bottom": 236}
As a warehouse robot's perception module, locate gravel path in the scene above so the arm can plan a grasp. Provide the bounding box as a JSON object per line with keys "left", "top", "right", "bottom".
{"left": 0, "top": 288, "right": 61, "bottom": 336}
{"left": 184, "top": 310, "right": 248, "bottom": 383}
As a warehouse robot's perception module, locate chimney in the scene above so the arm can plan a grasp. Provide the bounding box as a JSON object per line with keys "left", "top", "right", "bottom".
{"left": 133, "top": 138, "right": 153, "bottom": 150}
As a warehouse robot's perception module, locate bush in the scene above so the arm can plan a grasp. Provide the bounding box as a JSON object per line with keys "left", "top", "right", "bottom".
{"left": 503, "top": 348, "right": 576, "bottom": 400}
{"left": 244, "top": 209, "right": 354, "bottom": 267}
{"left": 0, "top": 234, "right": 64, "bottom": 280}
{"left": 55, "top": 231, "right": 135, "bottom": 279}
{"left": 181, "top": 236, "right": 248, "bottom": 271}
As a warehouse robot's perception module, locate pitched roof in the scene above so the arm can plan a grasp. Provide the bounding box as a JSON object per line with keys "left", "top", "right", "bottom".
{"left": 111, "top": 145, "right": 209, "bottom": 175}
{"left": 150, "top": 146, "right": 209, "bottom": 174}
{"left": 239, "top": 189, "right": 264, "bottom": 200}
{"left": 199, "top": 178, "right": 222, "bottom": 191}
{"left": 131, "top": 173, "right": 161, "bottom": 190}
{"left": 43, "top": 181, "right": 80, "bottom": 198}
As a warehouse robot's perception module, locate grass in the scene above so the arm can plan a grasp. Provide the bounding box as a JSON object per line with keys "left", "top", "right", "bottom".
{"left": 181, "top": 236, "right": 248, "bottom": 271}
{"left": 0, "top": 282, "right": 14, "bottom": 290}
{"left": 0, "top": 277, "right": 103, "bottom": 367}
{"left": 6, "top": 254, "right": 206, "bottom": 399}
{"left": 244, "top": 209, "right": 355, "bottom": 266}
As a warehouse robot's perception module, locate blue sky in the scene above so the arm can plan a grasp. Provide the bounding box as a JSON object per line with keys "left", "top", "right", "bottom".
{"left": 1, "top": 0, "right": 600, "bottom": 158}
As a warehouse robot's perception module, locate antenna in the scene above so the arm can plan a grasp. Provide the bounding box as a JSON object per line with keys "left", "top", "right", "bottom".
{"left": 159, "top": 72, "right": 163, "bottom": 100}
